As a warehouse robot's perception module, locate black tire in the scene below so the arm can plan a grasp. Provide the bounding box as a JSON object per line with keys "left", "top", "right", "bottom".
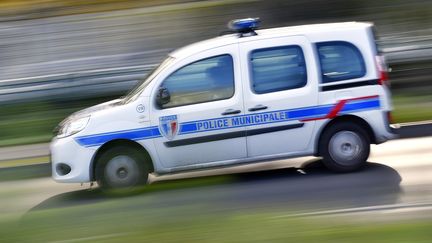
{"left": 95, "top": 146, "right": 149, "bottom": 191}
{"left": 319, "top": 122, "right": 370, "bottom": 172}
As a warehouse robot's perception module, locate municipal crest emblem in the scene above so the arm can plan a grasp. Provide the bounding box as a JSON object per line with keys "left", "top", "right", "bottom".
{"left": 159, "top": 115, "right": 178, "bottom": 140}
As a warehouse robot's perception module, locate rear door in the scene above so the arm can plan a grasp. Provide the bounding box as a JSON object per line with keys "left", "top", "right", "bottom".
{"left": 239, "top": 36, "right": 319, "bottom": 158}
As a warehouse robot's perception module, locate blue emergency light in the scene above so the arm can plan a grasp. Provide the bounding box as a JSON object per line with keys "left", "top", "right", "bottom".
{"left": 228, "top": 18, "right": 261, "bottom": 37}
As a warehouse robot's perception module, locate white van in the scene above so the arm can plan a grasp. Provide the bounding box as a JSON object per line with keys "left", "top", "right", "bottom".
{"left": 51, "top": 19, "right": 397, "bottom": 189}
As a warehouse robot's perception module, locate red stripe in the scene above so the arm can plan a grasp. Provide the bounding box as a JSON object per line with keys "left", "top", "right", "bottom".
{"left": 326, "top": 100, "right": 347, "bottom": 119}
{"left": 300, "top": 95, "right": 379, "bottom": 122}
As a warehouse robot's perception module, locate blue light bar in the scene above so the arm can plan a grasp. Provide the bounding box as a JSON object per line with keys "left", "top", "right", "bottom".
{"left": 228, "top": 18, "right": 260, "bottom": 36}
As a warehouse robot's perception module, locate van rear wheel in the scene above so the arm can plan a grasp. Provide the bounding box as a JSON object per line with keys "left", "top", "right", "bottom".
{"left": 95, "top": 146, "right": 149, "bottom": 191}
{"left": 320, "top": 123, "right": 370, "bottom": 172}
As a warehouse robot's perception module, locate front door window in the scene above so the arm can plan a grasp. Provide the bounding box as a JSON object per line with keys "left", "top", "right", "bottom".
{"left": 159, "top": 55, "right": 235, "bottom": 109}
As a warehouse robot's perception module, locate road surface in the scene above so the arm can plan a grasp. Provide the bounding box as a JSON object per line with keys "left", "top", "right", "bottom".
{"left": 1, "top": 136, "right": 431, "bottom": 221}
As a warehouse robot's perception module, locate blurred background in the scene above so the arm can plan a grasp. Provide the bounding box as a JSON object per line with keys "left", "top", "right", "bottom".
{"left": 0, "top": 0, "right": 431, "bottom": 146}
{"left": 0, "top": 1, "right": 431, "bottom": 242}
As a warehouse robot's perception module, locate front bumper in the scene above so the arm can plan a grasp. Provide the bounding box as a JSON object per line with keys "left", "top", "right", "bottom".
{"left": 50, "top": 136, "right": 97, "bottom": 183}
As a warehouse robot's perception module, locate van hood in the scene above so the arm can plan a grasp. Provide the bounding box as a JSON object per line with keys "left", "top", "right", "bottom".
{"left": 69, "top": 98, "right": 123, "bottom": 119}
{"left": 54, "top": 98, "right": 123, "bottom": 136}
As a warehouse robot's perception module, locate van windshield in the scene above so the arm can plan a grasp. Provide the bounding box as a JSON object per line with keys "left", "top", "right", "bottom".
{"left": 122, "top": 56, "right": 174, "bottom": 104}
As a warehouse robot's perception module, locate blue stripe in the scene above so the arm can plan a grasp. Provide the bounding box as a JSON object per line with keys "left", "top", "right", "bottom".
{"left": 179, "top": 123, "right": 197, "bottom": 134}
{"left": 289, "top": 106, "right": 331, "bottom": 119}
{"left": 75, "top": 97, "right": 380, "bottom": 147}
{"left": 341, "top": 99, "right": 380, "bottom": 113}
{"left": 76, "top": 127, "right": 161, "bottom": 147}
{"left": 179, "top": 105, "right": 334, "bottom": 134}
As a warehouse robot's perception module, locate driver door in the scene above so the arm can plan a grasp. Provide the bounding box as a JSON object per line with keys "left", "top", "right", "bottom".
{"left": 149, "top": 44, "right": 247, "bottom": 170}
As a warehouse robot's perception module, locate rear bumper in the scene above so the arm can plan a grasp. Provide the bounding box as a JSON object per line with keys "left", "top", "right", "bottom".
{"left": 388, "top": 123, "right": 400, "bottom": 135}
{"left": 384, "top": 110, "right": 400, "bottom": 138}
{"left": 374, "top": 112, "right": 399, "bottom": 144}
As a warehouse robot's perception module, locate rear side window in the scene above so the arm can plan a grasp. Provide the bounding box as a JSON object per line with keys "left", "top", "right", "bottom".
{"left": 317, "top": 41, "right": 366, "bottom": 83}
{"left": 250, "top": 46, "right": 307, "bottom": 94}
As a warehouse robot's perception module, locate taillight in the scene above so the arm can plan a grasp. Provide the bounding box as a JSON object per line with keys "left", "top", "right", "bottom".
{"left": 375, "top": 55, "right": 390, "bottom": 86}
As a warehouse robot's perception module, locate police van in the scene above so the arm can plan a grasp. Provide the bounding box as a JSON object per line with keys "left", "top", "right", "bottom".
{"left": 51, "top": 19, "right": 397, "bottom": 190}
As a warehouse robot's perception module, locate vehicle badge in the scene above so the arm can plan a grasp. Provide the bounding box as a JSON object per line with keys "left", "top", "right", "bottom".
{"left": 159, "top": 115, "right": 178, "bottom": 140}
{"left": 136, "top": 104, "right": 145, "bottom": 113}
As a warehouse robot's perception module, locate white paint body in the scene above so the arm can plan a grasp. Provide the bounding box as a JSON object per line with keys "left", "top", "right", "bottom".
{"left": 51, "top": 22, "right": 397, "bottom": 183}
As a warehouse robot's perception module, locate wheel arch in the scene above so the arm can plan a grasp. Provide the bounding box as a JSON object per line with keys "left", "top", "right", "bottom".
{"left": 90, "top": 139, "right": 155, "bottom": 181}
{"left": 315, "top": 115, "right": 376, "bottom": 156}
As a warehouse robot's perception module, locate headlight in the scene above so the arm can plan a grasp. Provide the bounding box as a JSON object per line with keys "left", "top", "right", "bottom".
{"left": 57, "top": 116, "right": 90, "bottom": 139}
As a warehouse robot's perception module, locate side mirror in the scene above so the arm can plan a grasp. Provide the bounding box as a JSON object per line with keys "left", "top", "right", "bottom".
{"left": 156, "top": 87, "right": 171, "bottom": 107}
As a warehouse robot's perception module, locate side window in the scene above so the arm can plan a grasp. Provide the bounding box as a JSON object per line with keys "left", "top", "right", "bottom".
{"left": 159, "top": 55, "right": 234, "bottom": 109}
{"left": 250, "top": 45, "right": 307, "bottom": 94}
{"left": 317, "top": 41, "right": 366, "bottom": 83}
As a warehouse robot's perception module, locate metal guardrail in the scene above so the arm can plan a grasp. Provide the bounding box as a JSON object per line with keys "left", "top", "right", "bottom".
{"left": 0, "top": 26, "right": 432, "bottom": 104}
{"left": 0, "top": 65, "right": 156, "bottom": 103}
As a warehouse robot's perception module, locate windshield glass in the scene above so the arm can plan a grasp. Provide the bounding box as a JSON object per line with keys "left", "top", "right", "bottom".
{"left": 123, "top": 56, "right": 174, "bottom": 103}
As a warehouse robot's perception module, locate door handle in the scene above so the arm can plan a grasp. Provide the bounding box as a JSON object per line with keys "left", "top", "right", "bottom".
{"left": 248, "top": 105, "right": 268, "bottom": 112}
{"left": 222, "top": 109, "right": 241, "bottom": 116}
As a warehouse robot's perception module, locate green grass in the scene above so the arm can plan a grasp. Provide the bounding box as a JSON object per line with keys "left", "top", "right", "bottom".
{"left": 0, "top": 164, "right": 430, "bottom": 242}
{"left": 0, "top": 156, "right": 49, "bottom": 168}
{"left": 2, "top": 203, "right": 431, "bottom": 242}
{"left": 392, "top": 93, "right": 432, "bottom": 123}
{"left": 0, "top": 97, "right": 114, "bottom": 147}
{"left": 0, "top": 152, "right": 430, "bottom": 242}
{"left": 0, "top": 172, "right": 430, "bottom": 242}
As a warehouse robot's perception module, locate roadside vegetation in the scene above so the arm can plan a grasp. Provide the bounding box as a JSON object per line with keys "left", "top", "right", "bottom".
{"left": 0, "top": 170, "right": 431, "bottom": 242}
{"left": 392, "top": 93, "right": 432, "bottom": 123}
{"left": 0, "top": 96, "right": 113, "bottom": 147}
{"left": 1, "top": 200, "right": 431, "bottom": 242}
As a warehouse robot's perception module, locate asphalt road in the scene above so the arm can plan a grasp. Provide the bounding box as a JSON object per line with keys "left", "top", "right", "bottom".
{"left": 1, "top": 135, "right": 431, "bottom": 221}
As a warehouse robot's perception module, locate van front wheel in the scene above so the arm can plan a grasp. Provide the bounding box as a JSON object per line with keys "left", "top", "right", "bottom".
{"left": 320, "top": 123, "right": 370, "bottom": 172}
{"left": 95, "top": 146, "right": 149, "bottom": 190}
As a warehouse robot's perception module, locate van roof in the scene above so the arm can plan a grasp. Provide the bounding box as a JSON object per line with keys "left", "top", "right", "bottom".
{"left": 170, "top": 22, "right": 373, "bottom": 58}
